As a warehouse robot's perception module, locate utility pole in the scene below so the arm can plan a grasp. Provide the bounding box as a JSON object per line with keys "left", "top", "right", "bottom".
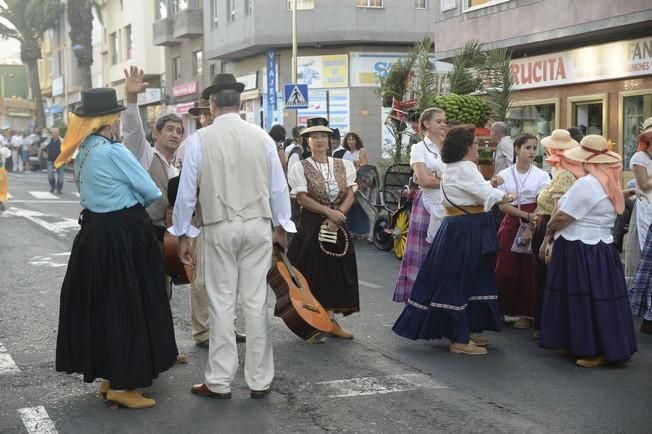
{"left": 291, "top": 0, "right": 297, "bottom": 126}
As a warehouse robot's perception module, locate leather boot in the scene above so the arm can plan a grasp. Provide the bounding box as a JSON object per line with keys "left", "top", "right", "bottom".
{"left": 576, "top": 356, "right": 606, "bottom": 368}
{"left": 329, "top": 319, "right": 354, "bottom": 339}
{"left": 106, "top": 390, "right": 156, "bottom": 409}
{"left": 449, "top": 342, "right": 488, "bottom": 355}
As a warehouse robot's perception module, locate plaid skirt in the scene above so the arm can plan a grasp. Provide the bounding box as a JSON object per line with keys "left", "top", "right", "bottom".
{"left": 630, "top": 220, "right": 652, "bottom": 321}
{"left": 393, "top": 190, "right": 431, "bottom": 303}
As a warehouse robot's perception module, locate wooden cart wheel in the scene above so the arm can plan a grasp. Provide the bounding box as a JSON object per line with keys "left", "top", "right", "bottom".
{"left": 393, "top": 210, "right": 410, "bottom": 259}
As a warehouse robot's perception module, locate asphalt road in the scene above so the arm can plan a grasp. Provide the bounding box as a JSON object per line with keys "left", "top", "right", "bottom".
{"left": 1, "top": 171, "right": 650, "bottom": 433}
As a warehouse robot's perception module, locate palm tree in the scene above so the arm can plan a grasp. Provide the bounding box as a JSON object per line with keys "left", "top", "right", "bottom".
{"left": 0, "top": 0, "right": 64, "bottom": 130}
{"left": 67, "top": 0, "right": 101, "bottom": 90}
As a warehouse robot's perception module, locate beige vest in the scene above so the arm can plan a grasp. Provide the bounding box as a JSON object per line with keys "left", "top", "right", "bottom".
{"left": 147, "top": 153, "right": 170, "bottom": 227}
{"left": 198, "top": 115, "right": 271, "bottom": 225}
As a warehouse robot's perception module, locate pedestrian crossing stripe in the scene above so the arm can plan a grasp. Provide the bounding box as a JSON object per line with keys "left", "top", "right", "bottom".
{"left": 284, "top": 83, "right": 309, "bottom": 109}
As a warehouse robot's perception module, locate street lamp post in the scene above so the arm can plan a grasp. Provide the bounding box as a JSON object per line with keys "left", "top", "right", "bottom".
{"left": 291, "top": 0, "right": 297, "bottom": 126}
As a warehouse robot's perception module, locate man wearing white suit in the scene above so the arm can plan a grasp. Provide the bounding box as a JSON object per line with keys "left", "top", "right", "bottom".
{"left": 170, "top": 73, "right": 295, "bottom": 399}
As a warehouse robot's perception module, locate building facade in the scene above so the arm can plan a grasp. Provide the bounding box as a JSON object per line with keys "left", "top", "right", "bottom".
{"left": 100, "top": 0, "right": 166, "bottom": 132}
{"left": 153, "top": 0, "right": 205, "bottom": 136}
{"left": 433, "top": 0, "right": 652, "bottom": 174}
{"left": 202, "top": 0, "right": 442, "bottom": 163}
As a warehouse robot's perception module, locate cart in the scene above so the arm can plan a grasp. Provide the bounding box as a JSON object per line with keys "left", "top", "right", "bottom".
{"left": 355, "top": 163, "right": 416, "bottom": 259}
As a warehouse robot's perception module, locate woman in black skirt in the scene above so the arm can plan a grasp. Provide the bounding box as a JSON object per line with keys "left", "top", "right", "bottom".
{"left": 287, "top": 117, "right": 359, "bottom": 342}
{"left": 54, "top": 88, "right": 178, "bottom": 408}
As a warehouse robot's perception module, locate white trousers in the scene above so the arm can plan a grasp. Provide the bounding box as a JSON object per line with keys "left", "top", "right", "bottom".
{"left": 190, "top": 231, "right": 209, "bottom": 343}
{"left": 202, "top": 218, "right": 273, "bottom": 393}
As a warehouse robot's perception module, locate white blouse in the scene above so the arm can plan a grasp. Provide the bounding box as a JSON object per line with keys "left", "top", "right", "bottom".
{"left": 556, "top": 174, "right": 615, "bottom": 245}
{"left": 497, "top": 164, "right": 550, "bottom": 206}
{"left": 411, "top": 138, "right": 446, "bottom": 218}
{"left": 441, "top": 161, "right": 505, "bottom": 212}
{"left": 629, "top": 151, "right": 652, "bottom": 174}
{"left": 288, "top": 157, "right": 357, "bottom": 203}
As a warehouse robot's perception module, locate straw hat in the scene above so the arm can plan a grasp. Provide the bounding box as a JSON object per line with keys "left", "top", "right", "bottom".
{"left": 300, "top": 117, "right": 333, "bottom": 136}
{"left": 541, "top": 129, "right": 578, "bottom": 150}
{"left": 563, "top": 135, "right": 621, "bottom": 164}
{"left": 637, "top": 117, "right": 652, "bottom": 140}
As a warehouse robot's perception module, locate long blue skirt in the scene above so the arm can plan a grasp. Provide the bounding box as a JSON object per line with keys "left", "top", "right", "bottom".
{"left": 393, "top": 212, "right": 501, "bottom": 344}
{"left": 539, "top": 238, "right": 637, "bottom": 362}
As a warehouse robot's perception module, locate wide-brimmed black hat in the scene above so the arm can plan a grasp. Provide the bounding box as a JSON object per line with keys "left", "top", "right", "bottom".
{"left": 201, "top": 73, "right": 245, "bottom": 99}
{"left": 188, "top": 98, "right": 211, "bottom": 117}
{"left": 300, "top": 117, "right": 333, "bottom": 136}
{"left": 73, "top": 88, "right": 126, "bottom": 117}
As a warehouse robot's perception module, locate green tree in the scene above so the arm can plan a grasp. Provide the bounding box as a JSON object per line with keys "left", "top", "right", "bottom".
{"left": 0, "top": 0, "right": 64, "bottom": 130}
{"left": 67, "top": 0, "right": 102, "bottom": 90}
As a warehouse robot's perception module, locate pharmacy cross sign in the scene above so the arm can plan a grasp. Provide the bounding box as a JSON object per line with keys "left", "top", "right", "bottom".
{"left": 284, "top": 83, "right": 309, "bottom": 109}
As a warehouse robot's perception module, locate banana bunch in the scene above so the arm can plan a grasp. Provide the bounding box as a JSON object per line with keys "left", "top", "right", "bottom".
{"left": 432, "top": 94, "right": 490, "bottom": 127}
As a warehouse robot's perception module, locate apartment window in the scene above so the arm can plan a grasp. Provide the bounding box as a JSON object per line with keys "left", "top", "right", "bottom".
{"left": 211, "top": 0, "right": 218, "bottom": 28}
{"left": 356, "top": 0, "right": 383, "bottom": 7}
{"left": 287, "top": 0, "right": 315, "bottom": 10}
{"left": 156, "top": 0, "right": 168, "bottom": 19}
{"left": 171, "top": 0, "right": 188, "bottom": 13}
{"left": 245, "top": 0, "right": 253, "bottom": 15}
{"left": 173, "top": 56, "right": 181, "bottom": 81}
{"left": 415, "top": 0, "right": 428, "bottom": 8}
{"left": 464, "top": 0, "right": 509, "bottom": 11}
{"left": 124, "top": 25, "right": 133, "bottom": 60}
{"left": 440, "top": 0, "right": 456, "bottom": 11}
{"left": 193, "top": 51, "right": 203, "bottom": 76}
{"left": 110, "top": 32, "right": 118, "bottom": 65}
{"left": 227, "top": 0, "right": 236, "bottom": 22}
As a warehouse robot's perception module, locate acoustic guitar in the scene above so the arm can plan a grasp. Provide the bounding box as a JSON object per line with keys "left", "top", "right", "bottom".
{"left": 267, "top": 244, "right": 333, "bottom": 340}
{"left": 163, "top": 207, "right": 194, "bottom": 285}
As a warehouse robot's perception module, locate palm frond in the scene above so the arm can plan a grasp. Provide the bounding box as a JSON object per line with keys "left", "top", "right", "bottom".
{"left": 483, "top": 47, "right": 514, "bottom": 121}
{"left": 447, "top": 40, "right": 485, "bottom": 95}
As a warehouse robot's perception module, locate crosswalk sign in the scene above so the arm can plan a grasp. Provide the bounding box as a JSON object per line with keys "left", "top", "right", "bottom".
{"left": 284, "top": 83, "right": 309, "bottom": 109}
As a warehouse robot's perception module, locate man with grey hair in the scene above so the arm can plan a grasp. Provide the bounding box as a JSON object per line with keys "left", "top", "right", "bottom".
{"left": 170, "top": 73, "right": 295, "bottom": 399}
{"left": 122, "top": 66, "right": 185, "bottom": 242}
{"left": 491, "top": 121, "right": 514, "bottom": 174}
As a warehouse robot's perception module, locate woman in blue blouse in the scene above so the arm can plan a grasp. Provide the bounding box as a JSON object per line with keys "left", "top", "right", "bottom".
{"left": 54, "top": 89, "right": 178, "bottom": 409}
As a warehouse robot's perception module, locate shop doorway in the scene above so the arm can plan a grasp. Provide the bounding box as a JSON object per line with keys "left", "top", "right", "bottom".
{"left": 572, "top": 101, "right": 604, "bottom": 136}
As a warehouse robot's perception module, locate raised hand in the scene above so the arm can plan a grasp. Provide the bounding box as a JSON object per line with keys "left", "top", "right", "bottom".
{"left": 124, "top": 65, "right": 149, "bottom": 97}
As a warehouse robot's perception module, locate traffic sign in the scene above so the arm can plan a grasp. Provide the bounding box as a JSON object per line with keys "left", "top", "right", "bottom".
{"left": 284, "top": 83, "right": 309, "bottom": 109}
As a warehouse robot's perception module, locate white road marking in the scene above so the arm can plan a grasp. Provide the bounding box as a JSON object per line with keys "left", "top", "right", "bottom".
{"left": 72, "top": 192, "right": 80, "bottom": 197}
{"left": 311, "top": 373, "right": 447, "bottom": 398}
{"left": 0, "top": 342, "right": 20, "bottom": 375}
{"left": 52, "top": 252, "right": 71, "bottom": 257}
{"left": 17, "top": 406, "right": 58, "bottom": 434}
{"left": 29, "top": 191, "right": 58, "bottom": 199}
{"left": 3, "top": 207, "right": 78, "bottom": 236}
{"left": 358, "top": 280, "right": 382, "bottom": 288}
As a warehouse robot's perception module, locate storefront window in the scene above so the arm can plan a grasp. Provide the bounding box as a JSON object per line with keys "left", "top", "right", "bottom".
{"left": 508, "top": 103, "right": 556, "bottom": 169}
{"left": 623, "top": 93, "right": 652, "bottom": 169}
{"left": 572, "top": 101, "right": 604, "bottom": 136}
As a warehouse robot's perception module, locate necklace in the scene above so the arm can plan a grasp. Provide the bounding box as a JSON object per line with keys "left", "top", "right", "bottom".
{"left": 423, "top": 137, "right": 441, "bottom": 158}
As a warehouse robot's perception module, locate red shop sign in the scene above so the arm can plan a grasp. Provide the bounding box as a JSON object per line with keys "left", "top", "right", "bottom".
{"left": 172, "top": 81, "right": 198, "bottom": 97}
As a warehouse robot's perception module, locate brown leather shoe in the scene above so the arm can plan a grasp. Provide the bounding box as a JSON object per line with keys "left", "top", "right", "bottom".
{"left": 106, "top": 389, "right": 156, "bottom": 409}
{"left": 175, "top": 354, "right": 189, "bottom": 364}
{"left": 190, "top": 383, "right": 231, "bottom": 399}
{"left": 449, "top": 342, "right": 488, "bottom": 355}
{"left": 329, "top": 320, "right": 354, "bottom": 339}
{"left": 99, "top": 380, "right": 110, "bottom": 398}
{"left": 250, "top": 387, "right": 271, "bottom": 399}
{"left": 470, "top": 334, "right": 489, "bottom": 347}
